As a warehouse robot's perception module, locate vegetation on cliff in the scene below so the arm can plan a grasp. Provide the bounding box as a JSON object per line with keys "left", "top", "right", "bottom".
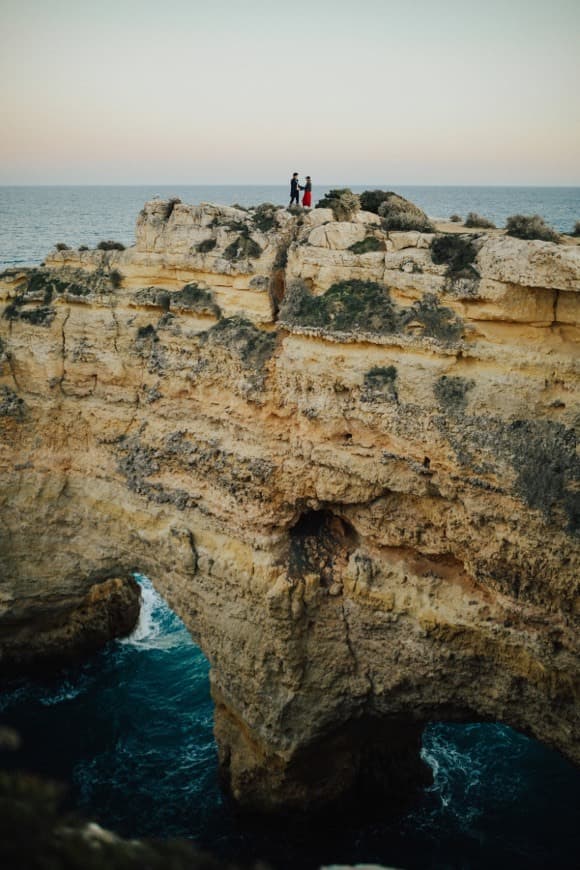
{"left": 171, "top": 284, "right": 222, "bottom": 317}
{"left": 348, "top": 236, "right": 384, "bottom": 254}
{"left": 431, "top": 234, "right": 480, "bottom": 278}
{"left": 362, "top": 365, "right": 398, "bottom": 402}
{"left": 359, "top": 190, "right": 435, "bottom": 232}
{"left": 464, "top": 212, "right": 496, "bottom": 229}
{"left": 223, "top": 230, "right": 262, "bottom": 261}
{"left": 505, "top": 214, "right": 560, "bottom": 243}
{"left": 316, "top": 189, "right": 360, "bottom": 222}
{"left": 279, "top": 279, "right": 464, "bottom": 343}
{"left": 0, "top": 385, "right": 26, "bottom": 419}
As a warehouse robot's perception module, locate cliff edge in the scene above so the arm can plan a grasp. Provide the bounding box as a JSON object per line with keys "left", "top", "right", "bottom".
{"left": 1, "top": 197, "right": 579, "bottom": 811}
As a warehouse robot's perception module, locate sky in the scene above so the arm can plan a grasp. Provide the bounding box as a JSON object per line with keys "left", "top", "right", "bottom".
{"left": 0, "top": 0, "right": 578, "bottom": 185}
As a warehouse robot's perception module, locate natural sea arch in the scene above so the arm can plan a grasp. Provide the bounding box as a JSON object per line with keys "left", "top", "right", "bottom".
{"left": 2, "top": 573, "right": 579, "bottom": 869}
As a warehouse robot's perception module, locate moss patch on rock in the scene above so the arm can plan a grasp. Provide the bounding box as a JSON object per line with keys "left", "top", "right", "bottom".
{"left": 133, "top": 287, "right": 172, "bottom": 311}
{"left": 0, "top": 385, "right": 26, "bottom": 419}
{"left": 434, "top": 375, "right": 475, "bottom": 413}
{"left": 199, "top": 317, "right": 277, "bottom": 370}
{"left": 196, "top": 238, "right": 217, "bottom": 253}
{"left": 399, "top": 294, "right": 464, "bottom": 342}
{"left": 223, "top": 230, "right": 262, "bottom": 261}
{"left": 362, "top": 365, "right": 398, "bottom": 402}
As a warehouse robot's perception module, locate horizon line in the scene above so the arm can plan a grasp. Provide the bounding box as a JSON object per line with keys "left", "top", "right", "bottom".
{"left": 1, "top": 182, "right": 579, "bottom": 189}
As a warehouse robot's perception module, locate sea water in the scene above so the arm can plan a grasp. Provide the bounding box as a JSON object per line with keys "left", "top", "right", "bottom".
{"left": 1, "top": 186, "right": 580, "bottom": 867}
{"left": 1, "top": 577, "right": 579, "bottom": 869}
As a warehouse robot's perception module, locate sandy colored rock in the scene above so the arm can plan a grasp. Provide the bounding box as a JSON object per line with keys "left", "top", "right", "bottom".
{"left": 1, "top": 198, "right": 579, "bottom": 813}
{"left": 476, "top": 235, "right": 580, "bottom": 291}
{"left": 308, "top": 222, "right": 367, "bottom": 250}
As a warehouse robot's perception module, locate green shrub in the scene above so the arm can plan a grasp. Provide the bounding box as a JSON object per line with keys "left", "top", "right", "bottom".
{"left": 280, "top": 279, "right": 397, "bottom": 334}
{"left": 431, "top": 234, "right": 479, "bottom": 276}
{"left": 449, "top": 214, "right": 462, "bottom": 223}
{"left": 505, "top": 214, "right": 560, "bottom": 243}
{"left": 571, "top": 220, "right": 580, "bottom": 237}
{"left": 171, "top": 283, "right": 221, "bottom": 317}
{"left": 359, "top": 190, "right": 391, "bottom": 215}
{"left": 464, "top": 211, "right": 496, "bottom": 229}
{"left": 280, "top": 280, "right": 464, "bottom": 344}
{"left": 97, "top": 240, "right": 126, "bottom": 251}
{"left": 378, "top": 193, "right": 435, "bottom": 232}
{"left": 316, "top": 189, "right": 360, "bottom": 222}
{"left": 197, "top": 238, "right": 217, "bottom": 253}
{"left": 348, "top": 236, "right": 383, "bottom": 254}
{"left": 109, "top": 269, "right": 123, "bottom": 289}
{"left": 252, "top": 203, "right": 278, "bottom": 232}
{"left": 55, "top": 242, "right": 70, "bottom": 251}
{"left": 78, "top": 245, "right": 89, "bottom": 251}
{"left": 399, "top": 293, "right": 464, "bottom": 343}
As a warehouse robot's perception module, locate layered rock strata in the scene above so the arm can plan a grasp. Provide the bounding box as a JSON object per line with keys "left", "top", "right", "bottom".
{"left": 1, "top": 199, "right": 579, "bottom": 811}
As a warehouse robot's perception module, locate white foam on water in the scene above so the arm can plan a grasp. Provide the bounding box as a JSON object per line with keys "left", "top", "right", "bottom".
{"left": 120, "top": 575, "right": 189, "bottom": 651}
{"left": 421, "top": 727, "right": 486, "bottom": 829}
{"left": 39, "top": 682, "right": 85, "bottom": 706}
{"left": 120, "top": 577, "right": 161, "bottom": 646}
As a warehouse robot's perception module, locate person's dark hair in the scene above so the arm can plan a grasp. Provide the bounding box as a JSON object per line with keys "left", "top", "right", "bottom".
{"left": 293, "top": 172, "right": 298, "bottom": 177}
{"left": 306, "top": 175, "right": 311, "bottom": 180}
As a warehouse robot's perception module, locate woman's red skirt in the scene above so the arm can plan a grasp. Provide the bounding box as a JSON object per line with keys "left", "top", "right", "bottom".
{"left": 302, "top": 190, "right": 312, "bottom": 207}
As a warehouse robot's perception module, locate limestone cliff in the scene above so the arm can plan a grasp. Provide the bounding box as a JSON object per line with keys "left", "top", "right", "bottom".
{"left": 1, "top": 198, "right": 579, "bottom": 811}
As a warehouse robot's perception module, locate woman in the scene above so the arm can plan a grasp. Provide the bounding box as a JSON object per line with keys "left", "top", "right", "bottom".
{"left": 302, "top": 176, "right": 312, "bottom": 208}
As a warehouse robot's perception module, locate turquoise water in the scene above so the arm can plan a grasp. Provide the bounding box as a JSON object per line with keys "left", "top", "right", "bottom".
{"left": 1, "top": 577, "right": 579, "bottom": 869}
{"left": 1, "top": 184, "right": 579, "bottom": 268}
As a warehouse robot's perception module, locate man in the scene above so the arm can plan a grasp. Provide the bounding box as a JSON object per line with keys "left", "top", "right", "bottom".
{"left": 289, "top": 172, "right": 301, "bottom": 207}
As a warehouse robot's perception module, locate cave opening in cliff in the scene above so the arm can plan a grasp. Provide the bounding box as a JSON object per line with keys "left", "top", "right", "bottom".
{"left": 288, "top": 508, "right": 358, "bottom": 581}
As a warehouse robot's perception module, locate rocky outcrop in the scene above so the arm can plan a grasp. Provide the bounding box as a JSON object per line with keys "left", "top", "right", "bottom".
{"left": 1, "top": 199, "right": 579, "bottom": 812}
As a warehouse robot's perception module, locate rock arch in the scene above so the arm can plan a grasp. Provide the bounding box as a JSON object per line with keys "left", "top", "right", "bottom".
{"left": 1, "top": 200, "right": 579, "bottom": 813}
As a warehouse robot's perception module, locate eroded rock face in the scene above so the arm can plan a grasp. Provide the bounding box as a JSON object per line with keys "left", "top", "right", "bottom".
{"left": 1, "top": 200, "right": 579, "bottom": 812}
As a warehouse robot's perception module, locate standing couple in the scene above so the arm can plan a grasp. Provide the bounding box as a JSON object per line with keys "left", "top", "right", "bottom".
{"left": 289, "top": 173, "right": 312, "bottom": 208}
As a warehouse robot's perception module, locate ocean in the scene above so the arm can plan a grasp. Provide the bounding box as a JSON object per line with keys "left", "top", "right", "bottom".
{"left": 1, "top": 185, "right": 580, "bottom": 868}
{"left": 0, "top": 184, "right": 579, "bottom": 269}
{"left": 1, "top": 577, "right": 579, "bottom": 870}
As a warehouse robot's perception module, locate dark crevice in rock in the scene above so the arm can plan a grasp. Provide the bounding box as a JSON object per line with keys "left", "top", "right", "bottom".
{"left": 288, "top": 509, "right": 358, "bottom": 584}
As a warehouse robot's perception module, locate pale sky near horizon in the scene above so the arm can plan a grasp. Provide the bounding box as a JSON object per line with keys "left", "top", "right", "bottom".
{"left": 1, "top": 0, "right": 578, "bottom": 185}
